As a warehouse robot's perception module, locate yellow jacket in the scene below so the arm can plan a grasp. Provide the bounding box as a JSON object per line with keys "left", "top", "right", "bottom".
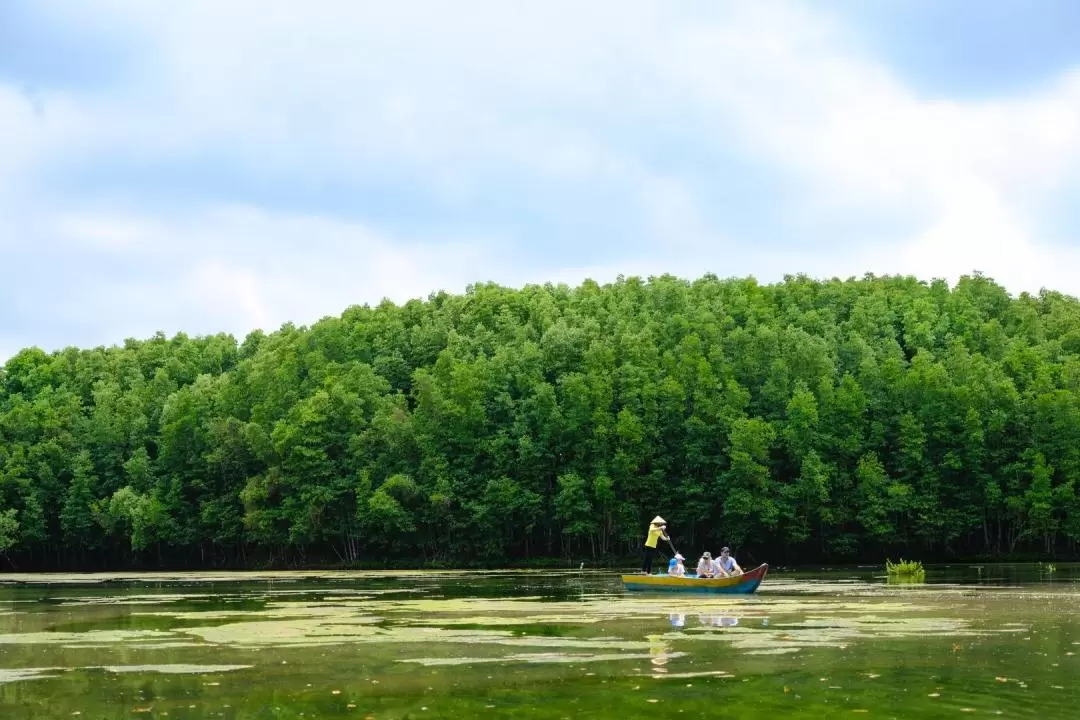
{"left": 645, "top": 524, "right": 668, "bottom": 548}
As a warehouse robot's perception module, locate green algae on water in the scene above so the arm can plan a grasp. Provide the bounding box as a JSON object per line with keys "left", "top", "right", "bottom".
{"left": 0, "top": 668, "right": 66, "bottom": 685}
{"left": 2, "top": 566, "right": 1080, "bottom": 720}
{"left": 91, "top": 664, "right": 254, "bottom": 674}
{"left": 0, "top": 629, "right": 177, "bottom": 645}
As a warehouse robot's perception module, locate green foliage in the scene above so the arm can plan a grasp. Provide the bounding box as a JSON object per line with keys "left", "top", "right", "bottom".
{"left": 2, "top": 272, "right": 1080, "bottom": 569}
{"left": 885, "top": 558, "right": 926, "bottom": 583}
{"left": 885, "top": 558, "right": 925, "bottom": 575}
{"left": 0, "top": 508, "right": 18, "bottom": 555}
{"left": 60, "top": 450, "right": 98, "bottom": 547}
{"left": 555, "top": 472, "right": 594, "bottom": 556}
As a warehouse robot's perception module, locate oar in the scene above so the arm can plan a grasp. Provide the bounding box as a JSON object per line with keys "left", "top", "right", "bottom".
{"left": 662, "top": 536, "right": 684, "bottom": 572}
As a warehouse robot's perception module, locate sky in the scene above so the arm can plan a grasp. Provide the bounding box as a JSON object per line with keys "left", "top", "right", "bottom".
{"left": 3, "top": 0, "right": 1080, "bottom": 361}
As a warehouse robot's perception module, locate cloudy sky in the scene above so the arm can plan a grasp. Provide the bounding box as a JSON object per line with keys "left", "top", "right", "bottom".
{"left": 3, "top": 0, "right": 1080, "bottom": 361}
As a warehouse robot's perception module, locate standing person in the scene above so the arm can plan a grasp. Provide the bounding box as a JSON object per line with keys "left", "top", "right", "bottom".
{"left": 641, "top": 516, "right": 668, "bottom": 575}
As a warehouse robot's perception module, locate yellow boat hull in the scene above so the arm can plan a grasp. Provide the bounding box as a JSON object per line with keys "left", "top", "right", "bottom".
{"left": 621, "top": 563, "right": 768, "bottom": 594}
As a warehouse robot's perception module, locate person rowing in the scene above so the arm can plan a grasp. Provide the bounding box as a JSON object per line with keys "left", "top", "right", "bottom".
{"left": 640, "top": 516, "right": 669, "bottom": 575}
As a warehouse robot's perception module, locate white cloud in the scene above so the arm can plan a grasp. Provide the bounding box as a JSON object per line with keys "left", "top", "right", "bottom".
{"left": 661, "top": 1, "right": 1080, "bottom": 289}
{"left": 0, "top": 86, "right": 41, "bottom": 203}
{"left": 4, "top": 0, "right": 1080, "bottom": 363}
{"left": 58, "top": 205, "right": 501, "bottom": 343}
{"left": 55, "top": 214, "right": 161, "bottom": 252}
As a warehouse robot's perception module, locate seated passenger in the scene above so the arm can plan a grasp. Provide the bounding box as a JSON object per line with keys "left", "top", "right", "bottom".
{"left": 716, "top": 547, "right": 743, "bottom": 576}
{"left": 668, "top": 553, "right": 686, "bottom": 576}
{"left": 696, "top": 552, "right": 715, "bottom": 578}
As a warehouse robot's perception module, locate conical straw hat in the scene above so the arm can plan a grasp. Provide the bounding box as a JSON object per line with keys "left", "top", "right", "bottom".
{"left": 651, "top": 516, "right": 666, "bottom": 525}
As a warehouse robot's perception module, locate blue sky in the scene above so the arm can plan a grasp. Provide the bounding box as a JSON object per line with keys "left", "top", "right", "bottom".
{"left": 3, "top": 0, "right": 1080, "bottom": 361}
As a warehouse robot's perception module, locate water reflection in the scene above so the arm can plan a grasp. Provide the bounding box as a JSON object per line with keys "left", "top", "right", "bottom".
{"left": 2, "top": 568, "right": 1079, "bottom": 719}
{"left": 646, "top": 633, "right": 670, "bottom": 674}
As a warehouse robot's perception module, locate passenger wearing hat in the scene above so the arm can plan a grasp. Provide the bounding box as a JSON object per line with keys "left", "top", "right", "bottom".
{"left": 641, "top": 516, "right": 669, "bottom": 575}
{"left": 667, "top": 553, "right": 686, "bottom": 577}
{"left": 697, "top": 552, "right": 715, "bottom": 578}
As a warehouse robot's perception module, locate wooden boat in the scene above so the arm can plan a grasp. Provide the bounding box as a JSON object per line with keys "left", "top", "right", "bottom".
{"left": 621, "top": 563, "right": 768, "bottom": 594}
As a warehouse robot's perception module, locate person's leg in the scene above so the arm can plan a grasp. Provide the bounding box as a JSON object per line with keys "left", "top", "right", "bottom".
{"left": 642, "top": 547, "right": 654, "bottom": 574}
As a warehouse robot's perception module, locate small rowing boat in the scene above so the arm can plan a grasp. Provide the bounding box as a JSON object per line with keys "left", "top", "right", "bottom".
{"left": 621, "top": 563, "right": 768, "bottom": 594}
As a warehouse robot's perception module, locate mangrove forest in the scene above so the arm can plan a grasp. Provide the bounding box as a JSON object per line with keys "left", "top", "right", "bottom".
{"left": 2, "top": 272, "right": 1080, "bottom": 570}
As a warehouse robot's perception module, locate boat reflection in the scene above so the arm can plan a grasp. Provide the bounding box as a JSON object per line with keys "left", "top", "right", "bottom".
{"left": 661, "top": 611, "right": 771, "bottom": 629}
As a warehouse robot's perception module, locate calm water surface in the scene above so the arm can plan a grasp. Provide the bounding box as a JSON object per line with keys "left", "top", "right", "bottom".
{"left": 0, "top": 563, "right": 1077, "bottom": 718}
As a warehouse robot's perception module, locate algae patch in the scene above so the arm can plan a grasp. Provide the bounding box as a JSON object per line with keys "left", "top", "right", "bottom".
{"left": 397, "top": 651, "right": 688, "bottom": 666}
{"left": 92, "top": 664, "right": 253, "bottom": 675}
{"left": 182, "top": 616, "right": 386, "bottom": 646}
{"left": 0, "top": 667, "right": 67, "bottom": 684}
{"left": 0, "top": 629, "right": 177, "bottom": 646}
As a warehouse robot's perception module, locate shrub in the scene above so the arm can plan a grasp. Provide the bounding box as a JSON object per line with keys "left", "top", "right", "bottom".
{"left": 885, "top": 558, "right": 926, "bottom": 582}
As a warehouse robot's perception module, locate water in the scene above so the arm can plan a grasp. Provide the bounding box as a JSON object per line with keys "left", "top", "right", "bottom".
{"left": 0, "top": 564, "right": 1077, "bottom": 718}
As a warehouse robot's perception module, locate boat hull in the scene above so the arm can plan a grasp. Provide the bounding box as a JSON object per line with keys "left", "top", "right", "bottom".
{"left": 621, "top": 563, "right": 768, "bottom": 594}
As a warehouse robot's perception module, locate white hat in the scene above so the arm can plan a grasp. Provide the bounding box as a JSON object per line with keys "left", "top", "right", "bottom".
{"left": 675, "top": 553, "right": 684, "bottom": 560}
{"left": 651, "top": 516, "right": 666, "bottom": 525}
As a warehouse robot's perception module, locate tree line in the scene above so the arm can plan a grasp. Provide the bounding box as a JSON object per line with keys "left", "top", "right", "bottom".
{"left": 2, "top": 271, "right": 1080, "bottom": 570}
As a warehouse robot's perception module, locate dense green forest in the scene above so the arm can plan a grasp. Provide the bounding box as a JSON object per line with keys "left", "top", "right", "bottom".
{"left": 2, "top": 272, "right": 1080, "bottom": 570}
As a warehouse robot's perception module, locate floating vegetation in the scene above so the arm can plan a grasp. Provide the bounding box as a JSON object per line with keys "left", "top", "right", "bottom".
{"left": 0, "top": 667, "right": 67, "bottom": 685}
{"left": 133, "top": 601, "right": 381, "bottom": 622}
{"left": 647, "top": 670, "right": 734, "bottom": 680}
{"left": 92, "top": 664, "right": 253, "bottom": 675}
{"left": 0, "top": 564, "right": 1075, "bottom": 720}
{"left": 397, "top": 651, "right": 686, "bottom": 667}
{"left": 0, "top": 578, "right": 1025, "bottom": 664}
{"left": 50, "top": 593, "right": 218, "bottom": 606}
{"left": 885, "top": 559, "right": 926, "bottom": 583}
{"left": 0, "top": 629, "right": 177, "bottom": 646}
{"left": 397, "top": 614, "right": 602, "bottom": 627}
{"left": 181, "top": 615, "right": 386, "bottom": 646}
{"left": 2, "top": 591, "right": 1025, "bottom": 689}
